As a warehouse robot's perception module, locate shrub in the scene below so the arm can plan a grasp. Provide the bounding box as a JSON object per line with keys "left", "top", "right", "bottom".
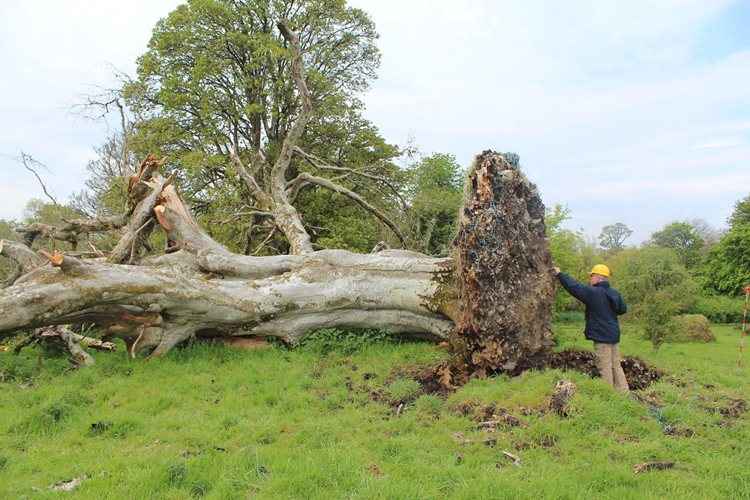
{"left": 640, "top": 291, "right": 677, "bottom": 351}
{"left": 690, "top": 295, "right": 746, "bottom": 324}
{"left": 669, "top": 314, "right": 715, "bottom": 343}
{"left": 610, "top": 246, "right": 699, "bottom": 313}
{"left": 546, "top": 205, "right": 598, "bottom": 312}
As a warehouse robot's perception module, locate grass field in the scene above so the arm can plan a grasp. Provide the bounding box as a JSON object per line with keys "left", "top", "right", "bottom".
{"left": 1, "top": 322, "right": 749, "bottom": 499}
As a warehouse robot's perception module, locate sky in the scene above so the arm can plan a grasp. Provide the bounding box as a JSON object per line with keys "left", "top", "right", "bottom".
{"left": 1, "top": 0, "right": 749, "bottom": 243}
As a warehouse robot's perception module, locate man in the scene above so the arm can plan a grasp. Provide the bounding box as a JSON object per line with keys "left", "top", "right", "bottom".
{"left": 553, "top": 264, "right": 629, "bottom": 392}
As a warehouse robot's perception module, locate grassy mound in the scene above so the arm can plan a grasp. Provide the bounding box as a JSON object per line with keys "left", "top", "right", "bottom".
{"left": 670, "top": 314, "right": 716, "bottom": 343}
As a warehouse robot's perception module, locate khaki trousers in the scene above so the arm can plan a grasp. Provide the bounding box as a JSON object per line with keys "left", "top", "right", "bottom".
{"left": 594, "top": 342, "right": 629, "bottom": 392}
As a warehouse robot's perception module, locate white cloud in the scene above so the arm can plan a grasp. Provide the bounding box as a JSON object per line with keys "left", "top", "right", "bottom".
{"left": 694, "top": 138, "right": 745, "bottom": 150}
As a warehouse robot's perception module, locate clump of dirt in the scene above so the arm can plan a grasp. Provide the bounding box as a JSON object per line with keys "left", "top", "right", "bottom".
{"left": 450, "top": 400, "right": 524, "bottom": 430}
{"left": 694, "top": 394, "right": 747, "bottom": 427}
{"left": 549, "top": 350, "right": 663, "bottom": 390}
{"left": 387, "top": 364, "right": 453, "bottom": 397}
{"left": 719, "top": 398, "right": 747, "bottom": 418}
{"left": 405, "top": 348, "right": 663, "bottom": 402}
{"left": 633, "top": 461, "right": 675, "bottom": 474}
{"left": 663, "top": 425, "right": 695, "bottom": 438}
{"left": 548, "top": 379, "right": 576, "bottom": 417}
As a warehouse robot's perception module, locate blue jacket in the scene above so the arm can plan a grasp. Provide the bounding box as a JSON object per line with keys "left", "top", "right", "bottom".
{"left": 557, "top": 273, "right": 627, "bottom": 344}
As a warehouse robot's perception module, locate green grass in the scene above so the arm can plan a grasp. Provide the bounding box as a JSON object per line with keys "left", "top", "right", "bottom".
{"left": 1, "top": 323, "right": 749, "bottom": 499}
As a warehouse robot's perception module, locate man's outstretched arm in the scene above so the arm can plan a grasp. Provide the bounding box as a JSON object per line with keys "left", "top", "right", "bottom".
{"left": 553, "top": 268, "right": 595, "bottom": 305}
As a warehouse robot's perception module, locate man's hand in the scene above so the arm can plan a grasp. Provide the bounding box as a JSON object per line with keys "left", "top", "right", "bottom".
{"left": 552, "top": 266, "right": 561, "bottom": 276}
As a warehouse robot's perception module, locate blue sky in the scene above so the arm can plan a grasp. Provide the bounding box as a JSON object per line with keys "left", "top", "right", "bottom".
{"left": 1, "top": 0, "right": 748, "bottom": 244}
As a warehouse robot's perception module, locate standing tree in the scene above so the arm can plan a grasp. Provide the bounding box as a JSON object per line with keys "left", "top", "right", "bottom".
{"left": 405, "top": 153, "right": 464, "bottom": 256}
{"left": 702, "top": 194, "right": 750, "bottom": 296}
{"left": 123, "top": 0, "right": 405, "bottom": 255}
{"left": 729, "top": 194, "right": 750, "bottom": 229}
{"left": 703, "top": 225, "right": 750, "bottom": 296}
{"left": 650, "top": 221, "right": 705, "bottom": 268}
{"left": 598, "top": 222, "right": 633, "bottom": 252}
{"left": 545, "top": 205, "right": 592, "bottom": 311}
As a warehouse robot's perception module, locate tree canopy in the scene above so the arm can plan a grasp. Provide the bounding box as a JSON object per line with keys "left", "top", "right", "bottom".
{"left": 598, "top": 222, "right": 632, "bottom": 252}
{"left": 728, "top": 194, "right": 750, "bottom": 229}
{"left": 703, "top": 225, "right": 750, "bottom": 296}
{"left": 118, "top": 0, "right": 410, "bottom": 254}
{"left": 650, "top": 221, "right": 704, "bottom": 269}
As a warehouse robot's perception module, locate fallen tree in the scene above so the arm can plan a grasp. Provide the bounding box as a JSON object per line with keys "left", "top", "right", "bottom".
{"left": 0, "top": 149, "right": 555, "bottom": 364}
{"left": 0, "top": 22, "right": 558, "bottom": 375}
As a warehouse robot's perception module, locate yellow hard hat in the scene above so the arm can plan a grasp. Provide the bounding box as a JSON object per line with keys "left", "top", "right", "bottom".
{"left": 590, "top": 264, "right": 611, "bottom": 277}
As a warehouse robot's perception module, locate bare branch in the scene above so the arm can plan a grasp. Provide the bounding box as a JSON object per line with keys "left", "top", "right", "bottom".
{"left": 15, "top": 214, "right": 127, "bottom": 248}
{"left": 218, "top": 210, "right": 274, "bottom": 225}
{"left": 1, "top": 264, "right": 22, "bottom": 289}
{"left": 229, "top": 147, "right": 273, "bottom": 208}
{"left": 294, "top": 147, "right": 407, "bottom": 208}
{"left": 290, "top": 172, "right": 407, "bottom": 248}
{"left": 19, "top": 152, "right": 59, "bottom": 206}
{"left": 253, "top": 227, "right": 278, "bottom": 255}
{"left": 0, "top": 239, "right": 43, "bottom": 287}
{"left": 109, "top": 177, "right": 167, "bottom": 264}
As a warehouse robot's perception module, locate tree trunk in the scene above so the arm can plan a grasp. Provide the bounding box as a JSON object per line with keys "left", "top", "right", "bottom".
{"left": 0, "top": 151, "right": 553, "bottom": 366}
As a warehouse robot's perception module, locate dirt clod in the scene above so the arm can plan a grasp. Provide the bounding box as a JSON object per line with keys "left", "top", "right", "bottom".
{"left": 451, "top": 400, "right": 524, "bottom": 430}
{"left": 50, "top": 476, "right": 87, "bottom": 492}
{"left": 550, "top": 350, "right": 663, "bottom": 390}
{"left": 663, "top": 425, "right": 695, "bottom": 438}
{"left": 633, "top": 461, "right": 675, "bottom": 474}
{"left": 719, "top": 398, "right": 747, "bottom": 418}
{"left": 548, "top": 379, "right": 576, "bottom": 416}
{"left": 367, "top": 464, "right": 383, "bottom": 477}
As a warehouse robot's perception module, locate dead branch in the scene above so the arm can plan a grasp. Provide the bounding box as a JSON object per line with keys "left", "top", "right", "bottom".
{"left": 20, "top": 152, "right": 59, "bottom": 206}
{"left": 266, "top": 21, "right": 315, "bottom": 255}
{"left": 108, "top": 173, "right": 168, "bottom": 264}
{"left": 17, "top": 326, "right": 98, "bottom": 368}
{"left": 15, "top": 214, "right": 128, "bottom": 248}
